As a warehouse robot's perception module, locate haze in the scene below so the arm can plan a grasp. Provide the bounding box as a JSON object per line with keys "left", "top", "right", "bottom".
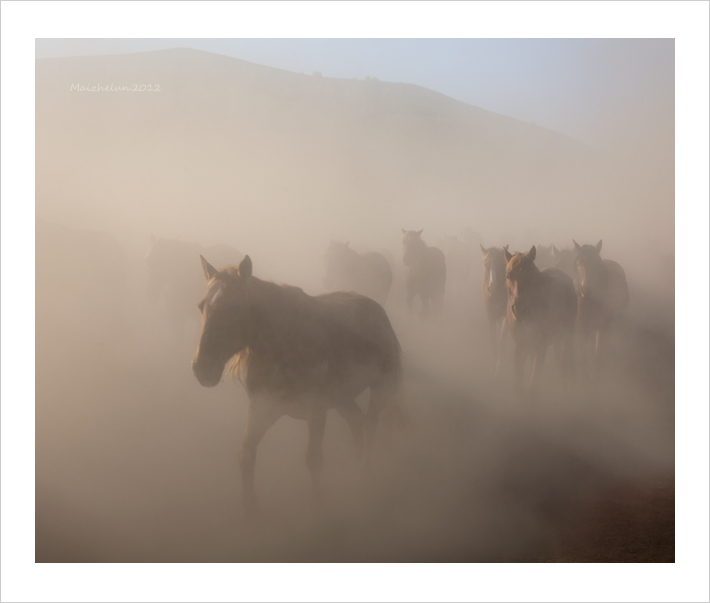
{"left": 35, "top": 42, "right": 674, "bottom": 569}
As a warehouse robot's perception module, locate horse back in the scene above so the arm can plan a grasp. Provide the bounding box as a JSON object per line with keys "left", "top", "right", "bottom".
{"left": 313, "top": 291, "right": 401, "bottom": 370}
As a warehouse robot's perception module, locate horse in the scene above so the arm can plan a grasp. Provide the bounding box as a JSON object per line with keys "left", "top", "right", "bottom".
{"left": 480, "top": 244, "right": 509, "bottom": 374}
{"left": 145, "top": 235, "right": 242, "bottom": 347}
{"left": 192, "top": 255, "right": 403, "bottom": 516}
{"left": 504, "top": 246, "right": 578, "bottom": 398}
{"left": 551, "top": 245, "right": 577, "bottom": 279}
{"left": 322, "top": 240, "right": 393, "bottom": 307}
{"left": 401, "top": 229, "right": 447, "bottom": 318}
{"left": 572, "top": 240, "right": 630, "bottom": 373}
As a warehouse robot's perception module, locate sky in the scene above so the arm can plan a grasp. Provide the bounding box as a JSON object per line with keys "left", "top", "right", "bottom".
{"left": 35, "top": 38, "right": 674, "bottom": 158}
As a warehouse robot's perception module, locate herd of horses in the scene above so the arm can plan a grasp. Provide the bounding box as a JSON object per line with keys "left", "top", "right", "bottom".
{"left": 145, "top": 230, "right": 630, "bottom": 515}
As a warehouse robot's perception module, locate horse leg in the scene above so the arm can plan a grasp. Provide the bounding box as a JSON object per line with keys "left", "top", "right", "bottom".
{"left": 238, "top": 401, "right": 280, "bottom": 518}
{"left": 306, "top": 408, "right": 327, "bottom": 507}
{"left": 364, "top": 378, "right": 397, "bottom": 464}
{"left": 335, "top": 399, "right": 366, "bottom": 460}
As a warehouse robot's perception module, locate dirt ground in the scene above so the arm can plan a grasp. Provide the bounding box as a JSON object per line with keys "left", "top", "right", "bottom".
{"left": 35, "top": 258, "right": 674, "bottom": 563}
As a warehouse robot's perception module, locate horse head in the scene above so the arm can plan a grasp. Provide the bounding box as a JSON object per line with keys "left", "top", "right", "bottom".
{"left": 573, "top": 239, "right": 604, "bottom": 300}
{"left": 401, "top": 229, "right": 425, "bottom": 266}
{"left": 505, "top": 245, "right": 539, "bottom": 321}
{"left": 481, "top": 244, "right": 509, "bottom": 299}
{"left": 192, "top": 255, "right": 253, "bottom": 387}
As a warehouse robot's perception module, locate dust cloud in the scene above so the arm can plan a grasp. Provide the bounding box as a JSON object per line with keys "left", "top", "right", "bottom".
{"left": 35, "top": 48, "right": 674, "bottom": 563}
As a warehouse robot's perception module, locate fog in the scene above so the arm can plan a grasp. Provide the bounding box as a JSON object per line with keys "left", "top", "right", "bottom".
{"left": 35, "top": 48, "right": 674, "bottom": 563}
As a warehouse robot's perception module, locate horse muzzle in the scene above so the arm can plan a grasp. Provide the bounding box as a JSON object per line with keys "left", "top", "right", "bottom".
{"left": 192, "top": 358, "right": 224, "bottom": 387}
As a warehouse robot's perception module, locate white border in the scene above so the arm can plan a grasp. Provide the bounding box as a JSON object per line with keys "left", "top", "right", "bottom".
{"left": 2, "top": 2, "right": 708, "bottom": 602}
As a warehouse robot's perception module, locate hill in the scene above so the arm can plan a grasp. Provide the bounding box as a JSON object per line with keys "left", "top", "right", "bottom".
{"left": 36, "top": 48, "right": 647, "bottom": 277}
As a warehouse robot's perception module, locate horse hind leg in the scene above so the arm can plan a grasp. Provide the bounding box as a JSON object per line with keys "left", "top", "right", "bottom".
{"left": 306, "top": 408, "right": 327, "bottom": 508}
{"left": 238, "top": 401, "right": 281, "bottom": 518}
{"left": 335, "top": 399, "right": 366, "bottom": 460}
{"left": 365, "top": 376, "right": 400, "bottom": 463}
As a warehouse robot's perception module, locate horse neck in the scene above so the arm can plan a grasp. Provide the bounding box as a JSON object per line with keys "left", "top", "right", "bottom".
{"left": 245, "top": 278, "right": 309, "bottom": 355}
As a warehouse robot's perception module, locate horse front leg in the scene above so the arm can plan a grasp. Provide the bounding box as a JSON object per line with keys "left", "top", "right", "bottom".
{"left": 238, "top": 401, "right": 280, "bottom": 518}
{"left": 306, "top": 408, "right": 327, "bottom": 507}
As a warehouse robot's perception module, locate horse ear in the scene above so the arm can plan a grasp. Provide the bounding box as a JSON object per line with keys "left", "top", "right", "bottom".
{"left": 239, "top": 255, "right": 253, "bottom": 278}
{"left": 504, "top": 244, "right": 509, "bottom": 251}
{"left": 150, "top": 234, "right": 156, "bottom": 244}
{"left": 504, "top": 248, "right": 513, "bottom": 263}
{"left": 552, "top": 244, "right": 559, "bottom": 256}
{"left": 200, "top": 255, "right": 218, "bottom": 281}
{"left": 417, "top": 229, "right": 423, "bottom": 236}
{"left": 401, "top": 228, "right": 406, "bottom": 234}
{"left": 528, "top": 245, "right": 537, "bottom": 261}
{"left": 595, "top": 239, "right": 603, "bottom": 253}
{"left": 480, "top": 243, "right": 488, "bottom": 255}
{"left": 573, "top": 240, "right": 582, "bottom": 252}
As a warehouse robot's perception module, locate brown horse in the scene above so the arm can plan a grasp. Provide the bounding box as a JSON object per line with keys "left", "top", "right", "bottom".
{"left": 192, "top": 255, "right": 402, "bottom": 516}
{"left": 573, "top": 240, "right": 630, "bottom": 373}
{"left": 322, "top": 241, "right": 393, "bottom": 306}
{"left": 504, "top": 246, "right": 577, "bottom": 397}
{"left": 480, "top": 244, "right": 509, "bottom": 373}
{"left": 401, "top": 229, "right": 447, "bottom": 318}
